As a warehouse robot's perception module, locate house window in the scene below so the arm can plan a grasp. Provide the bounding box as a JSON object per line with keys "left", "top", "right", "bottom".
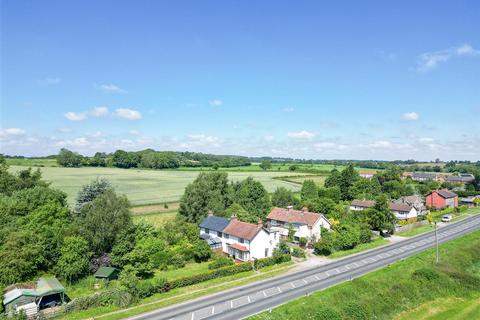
{"left": 224, "top": 234, "right": 229, "bottom": 239}
{"left": 239, "top": 238, "right": 244, "bottom": 244}
{"left": 265, "top": 248, "right": 269, "bottom": 257}
{"left": 217, "top": 231, "right": 222, "bottom": 237}
{"left": 205, "top": 228, "right": 209, "bottom": 234}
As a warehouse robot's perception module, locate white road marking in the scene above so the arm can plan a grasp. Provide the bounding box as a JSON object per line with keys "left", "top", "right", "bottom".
{"left": 291, "top": 282, "right": 295, "bottom": 288}
{"left": 191, "top": 312, "right": 195, "bottom": 320}
{"left": 212, "top": 306, "right": 215, "bottom": 314}
{"left": 263, "top": 290, "right": 267, "bottom": 297}
{"left": 303, "top": 279, "right": 308, "bottom": 284}
{"left": 277, "top": 287, "right": 282, "bottom": 293}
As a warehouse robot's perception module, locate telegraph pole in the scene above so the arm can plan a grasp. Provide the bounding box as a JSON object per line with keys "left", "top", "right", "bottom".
{"left": 434, "top": 221, "right": 439, "bottom": 263}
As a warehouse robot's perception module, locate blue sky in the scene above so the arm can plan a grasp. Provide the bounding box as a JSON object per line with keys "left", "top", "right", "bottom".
{"left": 1, "top": 0, "right": 479, "bottom": 160}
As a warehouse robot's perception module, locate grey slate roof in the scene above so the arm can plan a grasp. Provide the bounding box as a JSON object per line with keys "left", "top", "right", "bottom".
{"left": 199, "top": 215, "right": 230, "bottom": 232}
{"left": 437, "top": 189, "right": 457, "bottom": 199}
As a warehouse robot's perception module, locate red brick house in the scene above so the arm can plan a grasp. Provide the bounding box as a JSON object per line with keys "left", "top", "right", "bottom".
{"left": 426, "top": 189, "right": 458, "bottom": 209}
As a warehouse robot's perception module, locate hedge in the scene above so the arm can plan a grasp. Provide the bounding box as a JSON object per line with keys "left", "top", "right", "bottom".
{"left": 170, "top": 262, "right": 252, "bottom": 289}
{"left": 64, "top": 289, "right": 134, "bottom": 312}
{"left": 254, "top": 254, "right": 291, "bottom": 269}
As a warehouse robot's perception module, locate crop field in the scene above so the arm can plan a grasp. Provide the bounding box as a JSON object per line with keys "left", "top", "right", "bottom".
{"left": 9, "top": 166, "right": 309, "bottom": 206}
{"left": 277, "top": 174, "right": 328, "bottom": 186}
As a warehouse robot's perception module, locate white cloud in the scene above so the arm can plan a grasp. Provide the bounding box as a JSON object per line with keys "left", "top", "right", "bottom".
{"left": 287, "top": 130, "right": 315, "bottom": 140}
{"left": 38, "top": 77, "right": 61, "bottom": 85}
{"left": 129, "top": 130, "right": 140, "bottom": 135}
{"left": 0, "top": 128, "right": 26, "bottom": 139}
{"left": 402, "top": 112, "right": 420, "bottom": 121}
{"left": 283, "top": 107, "right": 295, "bottom": 113}
{"left": 416, "top": 44, "right": 480, "bottom": 71}
{"left": 114, "top": 108, "right": 142, "bottom": 120}
{"left": 209, "top": 99, "right": 223, "bottom": 107}
{"left": 90, "top": 106, "right": 109, "bottom": 117}
{"left": 64, "top": 112, "right": 87, "bottom": 121}
{"left": 99, "top": 84, "right": 127, "bottom": 94}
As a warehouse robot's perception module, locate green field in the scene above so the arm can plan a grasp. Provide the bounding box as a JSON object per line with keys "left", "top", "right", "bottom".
{"left": 6, "top": 158, "right": 58, "bottom": 167}
{"left": 9, "top": 166, "right": 308, "bottom": 206}
{"left": 250, "top": 230, "right": 480, "bottom": 320}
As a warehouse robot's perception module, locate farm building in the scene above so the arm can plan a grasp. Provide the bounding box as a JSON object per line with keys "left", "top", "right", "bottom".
{"left": 94, "top": 267, "right": 120, "bottom": 281}
{"left": 3, "top": 277, "right": 67, "bottom": 317}
{"left": 426, "top": 189, "right": 458, "bottom": 209}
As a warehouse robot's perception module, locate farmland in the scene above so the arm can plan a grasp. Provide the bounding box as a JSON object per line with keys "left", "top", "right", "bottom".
{"left": 8, "top": 166, "right": 309, "bottom": 206}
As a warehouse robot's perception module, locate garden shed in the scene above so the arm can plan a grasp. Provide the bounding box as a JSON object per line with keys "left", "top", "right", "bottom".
{"left": 94, "top": 267, "right": 120, "bottom": 281}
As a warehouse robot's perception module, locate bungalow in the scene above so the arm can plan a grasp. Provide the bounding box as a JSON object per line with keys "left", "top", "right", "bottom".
{"left": 350, "top": 199, "right": 376, "bottom": 211}
{"left": 266, "top": 207, "right": 331, "bottom": 243}
{"left": 426, "top": 189, "right": 458, "bottom": 209}
{"left": 393, "top": 195, "right": 428, "bottom": 216}
{"left": 358, "top": 171, "right": 377, "bottom": 179}
{"left": 199, "top": 214, "right": 279, "bottom": 261}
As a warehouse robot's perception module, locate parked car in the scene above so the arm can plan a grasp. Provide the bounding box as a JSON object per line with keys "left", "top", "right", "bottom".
{"left": 441, "top": 215, "right": 453, "bottom": 222}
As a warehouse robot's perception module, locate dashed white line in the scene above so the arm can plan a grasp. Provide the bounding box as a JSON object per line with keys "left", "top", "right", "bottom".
{"left": 263, "top": 290, "right": 267, "bottom": 297}
{"left": 247, "top": 296, "right": 251, "bottom": 303}
{"left": 303, "top": 279, "right": 308, "bottom": 284}
{"left": 211, "top": 306, "right": 215, "bottom": 314}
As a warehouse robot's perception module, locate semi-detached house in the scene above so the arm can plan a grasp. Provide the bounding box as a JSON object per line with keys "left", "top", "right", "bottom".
{"left": 266, "top": 207, "right": 331, "bottom": 243}
{"left": 199, "top": 214, "right": 279, "bottom": 262}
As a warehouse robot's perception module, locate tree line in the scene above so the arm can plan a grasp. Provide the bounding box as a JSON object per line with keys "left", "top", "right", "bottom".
{"left": 56, "top": 148, "right": 251, "bottom": 169}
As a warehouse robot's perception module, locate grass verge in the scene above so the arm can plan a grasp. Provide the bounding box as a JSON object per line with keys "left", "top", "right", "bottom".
{"left": 249, "top": 230, "right": 480, "bottom": 320}
{"left": 329, "top": 238, "right": 390, "bottom": 259}
{"left": 60, "top": 262, "right": 294, "bottom": 320}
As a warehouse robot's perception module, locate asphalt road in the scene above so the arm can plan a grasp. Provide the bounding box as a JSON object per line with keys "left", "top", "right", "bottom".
{"left": 128, "top": 214, "right": 480, "bottom": 320}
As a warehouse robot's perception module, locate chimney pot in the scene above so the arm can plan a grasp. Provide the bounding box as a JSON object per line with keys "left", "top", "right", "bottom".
{"left": 208, "top": 210, "right": 214, "bottom": 217}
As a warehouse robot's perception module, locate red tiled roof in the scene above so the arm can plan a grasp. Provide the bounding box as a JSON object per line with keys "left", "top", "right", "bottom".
{"left": 223, "top": 219, "right": 261, "bottom": 240}
{"left": 229, "top": 243, "right": 248, "bottom": 252}
{"left": 389, "top": 203, "right": 413, "bottom": 212}
{"left": 351, "top": 199, "right": 376, "bottom": 208}
{"left": 266, "top": 207, "right": 323, "bottom": 227}
{"left": 359, "top": 171, "right": 376, "bottom": 175}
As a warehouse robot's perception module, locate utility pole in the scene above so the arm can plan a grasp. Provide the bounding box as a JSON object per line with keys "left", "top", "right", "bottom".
{"left": 434, "top": 221, "right": 439, "bottom": 263}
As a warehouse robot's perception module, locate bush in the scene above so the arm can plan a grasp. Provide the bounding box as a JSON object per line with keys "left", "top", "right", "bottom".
{"left": 412, "top": 268, "right": 440, "bottom": 281}
{"left": 208, "top": 255, "right": 234, "bottom": 270}
{"left": 65, "top": 289, "right": 134, "bottom": 312}
{"left": 254, "top": 253, "right": 291, "bottom": 269}
{"left": 314, "top": 232, "right": 336, "bottom": 256}
{"left": 299, "top": 237, "right": 308, "bottom": 247}
{"left": 291, "top": 247, "right": 306, "bottom": 258}
{"left": 170, "top": 254, "right": 186, "bottom": 269}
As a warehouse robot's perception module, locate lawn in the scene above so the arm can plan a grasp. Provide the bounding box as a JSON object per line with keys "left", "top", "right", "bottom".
{"left": 249, "top": 230, "right": 480, "bottom": 320}
{"left": 329, "top": 237, "right": 390, "bottom": 259}
{"left": 9, "top": 166, "right": 309, "bottom": 206}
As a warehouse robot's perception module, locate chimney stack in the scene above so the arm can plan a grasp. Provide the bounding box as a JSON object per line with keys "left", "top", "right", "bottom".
{"left": 231, "top": 214, "right": 237, "bottom": 221}
{"left": 208, "top": 210, "right": 214, "bottom": 217}
{"left": 257, "top": 219, "right": 263, "bottom": 228}
{"left": 302, "top": 207, "right": 308, "bottom": 212}
{"left": 287, "top": 205, "right": 293, "bottom": 210}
